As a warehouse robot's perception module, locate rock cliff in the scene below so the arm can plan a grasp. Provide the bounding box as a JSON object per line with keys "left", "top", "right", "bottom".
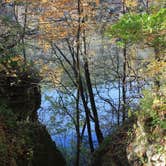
{"left": 0, "top": 67, "right": 66, "bottom": 166}
{"left": 92, "top": 115, "right": 165, "bottom": 166}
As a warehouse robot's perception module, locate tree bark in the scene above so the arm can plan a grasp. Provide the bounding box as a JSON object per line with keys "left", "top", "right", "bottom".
{"left": 122, "top": 45, "right": 127, "bottom": 122}
{"left": 75, "top": 89, "right": 81, "bottom": 166}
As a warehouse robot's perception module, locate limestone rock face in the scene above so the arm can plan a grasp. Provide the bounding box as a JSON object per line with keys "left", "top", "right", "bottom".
{"left": 126, "top": 119, "right": 166, "bottom": 166}
{"left": 92, "top": 116, "right": 166, "bottom": 166}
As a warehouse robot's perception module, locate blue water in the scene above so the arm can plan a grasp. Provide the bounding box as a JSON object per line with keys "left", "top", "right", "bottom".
{"left": 38, "top": 82, "right": 140, "bottom": 148}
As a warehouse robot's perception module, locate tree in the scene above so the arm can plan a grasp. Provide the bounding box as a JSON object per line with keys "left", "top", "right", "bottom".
{"left": 28, "top": 0, "right": 104, "bottom": 164}
{"left": 106, "top": 6, "right": 166, "bottom": 122}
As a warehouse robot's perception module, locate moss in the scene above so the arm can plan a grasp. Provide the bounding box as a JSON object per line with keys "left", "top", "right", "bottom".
{"left": 0, "top": 111, "right": 66, "bottom": 166}
{"left": 92, "top": 117, "right": 137, "bottom": 166}
{"left": 92, "top": 107, "right": 165, "bottom": 166}
{"left": 0, "top": 71, "right": 66, "bottom": 165}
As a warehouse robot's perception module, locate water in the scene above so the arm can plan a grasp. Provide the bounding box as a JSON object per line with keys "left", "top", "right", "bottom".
{"left": 38, "top": 82, "right": 141, "bottom": 148}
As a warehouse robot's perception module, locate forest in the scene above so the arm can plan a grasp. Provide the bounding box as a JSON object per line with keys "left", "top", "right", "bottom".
{"left": 0, "top": 0, "right": 165, "bottom": 166}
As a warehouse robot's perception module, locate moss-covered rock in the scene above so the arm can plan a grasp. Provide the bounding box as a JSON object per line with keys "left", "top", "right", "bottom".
{"left": 0, "top": 64, "right": 66, "bottom": 166}
{"left": 0, "top": 109, "right": 66, "bottom": 166}
{"left": 0, "top": 55, "right": 42, "bottom": 121}
{"left": 0, "top": 80, "right": 41, "bottom": 121}
{"left": 0, "top": 98, "right": 66, "bottom": 166}
{"left": 92, "top": 117, "right": 136, "bottom": 166}
{"left": 92, "top": 114, "right": 166, "bottom": 166}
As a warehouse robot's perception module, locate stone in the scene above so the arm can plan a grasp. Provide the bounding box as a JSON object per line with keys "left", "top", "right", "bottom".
{"left": 92, "top": 115, "right": 166, "bottom": 166}
{"left": 159, "top": 154, "right": 165, "bottom": 162}
{"left": 151, "top": 154, "right": 160, "bottom": 161}
{"left": 0, "top": 70, "right": 66, "bottom": 166}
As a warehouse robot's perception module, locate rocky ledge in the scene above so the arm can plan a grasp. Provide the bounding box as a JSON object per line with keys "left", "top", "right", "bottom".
{"left": 92, "top": 115, "right": 165, "bottom": 166}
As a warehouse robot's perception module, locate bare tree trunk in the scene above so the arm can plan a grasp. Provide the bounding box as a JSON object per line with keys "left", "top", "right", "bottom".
{"left": 21, "top": 1, "right": 28, "bottom": 64}
{"left": 121, "top": 2, "right": 128, "bottom": 123}
{"left": 122, "top": 44, "right": 127, "bottom": 122}
{"left": 78, "top": 75, "right": 95, "bottom": 153}
{"left": 75, "top": 89, "right": 81, "bottom": 166}
{"left": 154, "top": 47, "right": 161, "bottom": 92}
{"left": 75, "top": 0, "right": 94, "bottom": 154}
{"left": 83, "top": 59, "right": 104, "bottom": 144}
{"left": 116, "top": 49, "right": 121, "bottom": 126}
{"left": 82, "top": 26, "right": 103, "bottom": 144}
